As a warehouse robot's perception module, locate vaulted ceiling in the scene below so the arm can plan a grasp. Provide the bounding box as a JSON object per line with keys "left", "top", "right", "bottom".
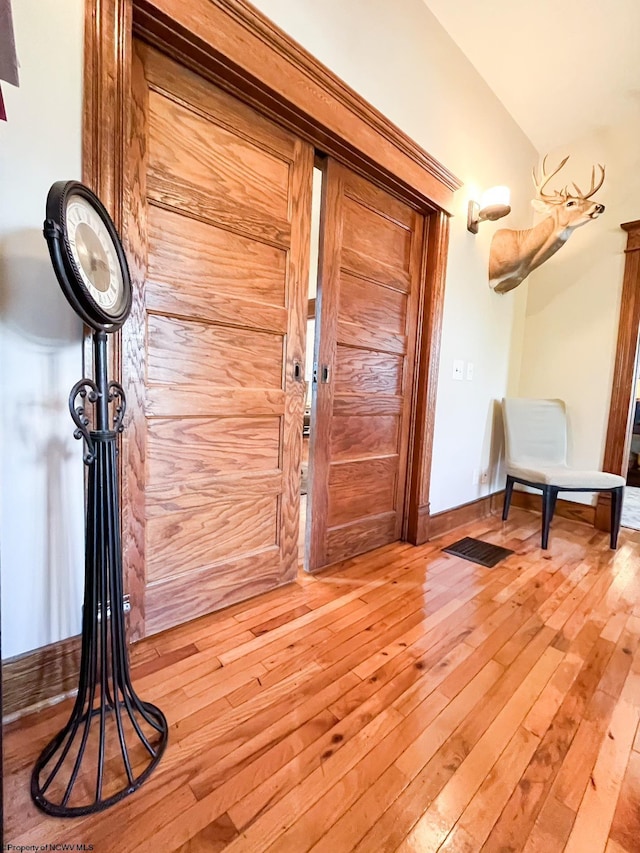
{"left": 423, "top": 0, "right": 640, "bottom": 152}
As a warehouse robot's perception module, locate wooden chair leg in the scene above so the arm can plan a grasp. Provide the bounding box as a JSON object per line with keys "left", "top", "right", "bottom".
{"left": 610, "top": 486, "right": 624, "bottom": 549}
{"left": 502, "top": 476, "right": 515, "bottom": 521}
{"left": 541, "top": 486, "right": 558, "bottom": 550}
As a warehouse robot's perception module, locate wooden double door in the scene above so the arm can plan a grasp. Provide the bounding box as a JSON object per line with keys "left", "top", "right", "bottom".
{"left": 123, "top": 43, "right": 425, "bottom": 639}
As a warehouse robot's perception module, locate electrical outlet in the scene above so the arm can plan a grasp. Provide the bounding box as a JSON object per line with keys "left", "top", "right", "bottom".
{"left": 453, "top": 359, "right": 464, "bottom": 381}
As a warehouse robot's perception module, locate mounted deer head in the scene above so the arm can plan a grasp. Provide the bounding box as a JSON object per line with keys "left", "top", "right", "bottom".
{"left": 489, "top": 155, "right": 605, "bottom": 294}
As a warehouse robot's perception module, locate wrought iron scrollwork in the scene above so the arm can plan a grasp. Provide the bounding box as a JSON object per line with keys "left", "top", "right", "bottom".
{"left": 69, "top": 379, "right": 100, "bottom": 465}
{"left": 33, "top": 331, "right": 167, "bottom": 818}
{"left": 108, "top": 381, "right": 127, "bottom": 433}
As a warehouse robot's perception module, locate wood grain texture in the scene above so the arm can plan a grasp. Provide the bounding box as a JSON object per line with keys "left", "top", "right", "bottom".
{"left": 511, "top": 490, "right": 597, "bottom": 527}
{"left": 121, "top": 42, "right": 151, "bottom": 641}
{"left": 146, "top": 314, "right": 283, "bottom": 388}
{"left": 598, "top": 220, "right": 640, "bottom": 531}
{"left": 147, "top": 203, "right": 288, "bottom": 307}
{"left": 407, "top": 211, "right": 450, "bottom": 544}
{"left": 146, "top": 417, "right": 281, "bottom": 484}
{"left": 5, "top": 511, "right": 640, "bottom": 853}
{"left": 132, "top": 0, "right": 460, "bottom": 212}
{"left": 309, "top": 161, "right": 423, "bottom": 571}
{"left": 2, "top": 635, "right": 81, "bottom": 719}
{"left": 428, "top": 492, "right": 504, "bottom": 539}
{"left": 83, "top": 0, "right": 133, "bottom": 391}
{"left": 121, "top": 42, "right": 311, "bottom": 638}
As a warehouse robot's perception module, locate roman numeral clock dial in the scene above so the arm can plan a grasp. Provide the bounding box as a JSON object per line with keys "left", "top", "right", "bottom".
{"left": 43, "top": 181, "right": 132, "bottom": 331}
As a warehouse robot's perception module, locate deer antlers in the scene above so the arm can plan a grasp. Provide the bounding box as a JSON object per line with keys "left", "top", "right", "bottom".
{"left": 533, "top": 155, "right": 605, "bottom": 201}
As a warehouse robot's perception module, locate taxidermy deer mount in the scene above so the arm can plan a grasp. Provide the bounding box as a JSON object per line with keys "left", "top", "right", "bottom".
{"left": 489, "top": 155, "right": 605, "bottom": 294}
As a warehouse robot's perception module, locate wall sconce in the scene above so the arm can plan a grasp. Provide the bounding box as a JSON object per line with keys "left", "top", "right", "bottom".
{"left": 467, "top": 186, "right": 511, "bottom": 234}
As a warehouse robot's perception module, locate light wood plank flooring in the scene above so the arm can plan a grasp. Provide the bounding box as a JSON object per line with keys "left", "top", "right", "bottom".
{"left": 4, "top": 508, "right": 640, "bottom": 852}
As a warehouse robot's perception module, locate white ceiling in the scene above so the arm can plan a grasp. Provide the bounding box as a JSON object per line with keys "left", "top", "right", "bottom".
{"left": 422, "top": 0, "right": 640, "bottom": 152}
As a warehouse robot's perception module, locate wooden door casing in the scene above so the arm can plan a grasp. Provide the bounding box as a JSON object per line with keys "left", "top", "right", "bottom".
{"left": 123, "top": 42, "right": 312, "bottom": 640}
{"left": 309, "top": 160, "right": 424, "bottom": 571}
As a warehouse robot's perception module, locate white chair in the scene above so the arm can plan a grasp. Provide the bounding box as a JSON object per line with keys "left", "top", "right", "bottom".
{"left": 501, "top": 398, "right": 625, "bottom": 549}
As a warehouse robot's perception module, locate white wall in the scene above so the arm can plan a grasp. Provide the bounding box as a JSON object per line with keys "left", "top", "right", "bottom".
{"left": 252, "top": 0, "right": 537, "bottom": 512}
{"left": 0, "top": 0, "right": 85, "bottom": 658}
{"left": 518, "top": 120, "right": 639, "bottom": 503}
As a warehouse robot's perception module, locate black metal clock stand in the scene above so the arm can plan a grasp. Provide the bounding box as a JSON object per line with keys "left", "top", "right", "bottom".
{"left": 31, "top": 331, "right": 168, "bottom": 817}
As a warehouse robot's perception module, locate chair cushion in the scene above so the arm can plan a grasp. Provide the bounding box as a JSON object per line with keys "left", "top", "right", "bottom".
{"left": 507, "top": 464, "right": 625, "bottom": 490}
{"left": 503, "top": 399, "right": 568, "bottom": 467}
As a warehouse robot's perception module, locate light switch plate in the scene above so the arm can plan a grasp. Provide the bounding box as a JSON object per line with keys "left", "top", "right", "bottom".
{"left": 453, "top": 359, "right": 464, "bottom": 380}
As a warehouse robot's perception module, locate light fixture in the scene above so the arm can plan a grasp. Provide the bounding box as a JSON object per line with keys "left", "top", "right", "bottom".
{"left": 467, "top": 185, "right": 511, "bottom": 233}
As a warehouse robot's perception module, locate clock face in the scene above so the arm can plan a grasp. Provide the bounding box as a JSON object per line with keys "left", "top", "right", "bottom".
{"left": 66, "top": 195, "right": 126, "bottom": 317}
{"left": 44, "top": 181, "right": 132, "bottom": 331}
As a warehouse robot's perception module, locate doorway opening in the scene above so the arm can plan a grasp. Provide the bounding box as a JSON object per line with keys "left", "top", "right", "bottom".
{"left": 298, "top": 165, "right": 324, "bottom": 567}
{"left": 622, "top": 344, "right": 640, "bottom": 530}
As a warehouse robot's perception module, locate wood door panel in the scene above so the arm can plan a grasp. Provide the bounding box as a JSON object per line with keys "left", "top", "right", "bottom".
{"left": 146, "top": 314, "right": 283, "bottom": 389}
{"left": 145, "top": 549, "right": 281, "bottom": 636}
{"left": 145, "top": 387, "right": 286, "bottom": 418}
{"left": 146, "top": 279, "right": 287, "bottom": 337}
{"left": 339, "top": 248, "right": 411, "bottom": 292}
{"left": 147, "top": 90, "right": 291, "bottom": 222}
{"left": 343, "top": 197, "right": 413, "bottom": 273}
{"left": 147, "top": 417, "right": 281, "bottom": 483}
{"left": 145, "top": 471, "right": 283, "bottom": 514}
{"left": 309, "top": 160, "right": 423, "bottom": 571}
{"left": 146, "top": 183, "right": 292, "bottom": 248}
{"left": 338, "top": 273, "right": 407, "bottom": 333}
{"left": 334, "top": 346, "right": 404, "bottom": 396}
{"left": 146, "top": 495, "right": 278, "bottom": 582}
{"left": 332, "top": 395, "right": 403, "bottom": 417}
{"left": 330, "top": 415, "right": 400, "bottom": 460}
{"left": 328, "top": 455, "right": 399, "bottom": 486}
{"left": 123, "top": 42, "right": 312, "bottom": 639}
{"left": 328, "top": 485, "right": 396, "bottom": 527}
{"left": 140, "top": 41, "right": 298, "bottom": 163}
{"left": 148, "top": 205, "right": 288, "bottom": 307}
{"left": 336, "top": 319, "right": 406, "bottom": 356}
{"left": 324, "top": 513, "right": 398, "bottom": 566}
{"left": 328, "top": 457, "right": 398, "bottom": 526}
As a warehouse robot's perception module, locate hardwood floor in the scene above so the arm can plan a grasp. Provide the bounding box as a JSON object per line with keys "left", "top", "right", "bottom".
{"left": 4, "top": 508, "right": 640, "bottom": 852}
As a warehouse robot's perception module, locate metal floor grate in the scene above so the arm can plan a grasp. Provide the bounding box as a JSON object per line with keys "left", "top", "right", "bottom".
{"left": 442, "top": 536, "right": 514, "bottom": 568}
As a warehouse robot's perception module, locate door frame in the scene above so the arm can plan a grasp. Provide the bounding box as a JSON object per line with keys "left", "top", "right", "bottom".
{"left": 83, "top": 1, "right": 461, "bottom": 593}
{"left": 597, "top": 220, "right": 640, "bottom": 530}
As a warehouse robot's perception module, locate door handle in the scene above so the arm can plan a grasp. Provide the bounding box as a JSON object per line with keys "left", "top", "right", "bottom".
{"left": 312, "top": 363, "right": 331, "bottom": 383}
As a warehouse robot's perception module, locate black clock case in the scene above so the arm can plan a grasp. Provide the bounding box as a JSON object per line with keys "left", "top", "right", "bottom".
{"left": 43, "top": 180, "right": 132, "bottom": 331}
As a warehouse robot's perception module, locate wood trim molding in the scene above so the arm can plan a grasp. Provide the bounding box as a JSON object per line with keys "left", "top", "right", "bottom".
{"left": 83, "top": 0, "right": 133, "bottom": 228}
{"left": 83, "top": 0, "right": 134, "bottom": 384}
{"left": 427, "top": 492, "right": 503, "bottom": 540}
{"left": 2, "top": 636, "right": 82, "bottom": 721}
{"left": 132, "top": 0, "right": 460, "bottom": 212}
{"left": 424, "top": 488, "right": 597, "bottom": 545}
{"left": 511, "top": 491, "right": 596, "bottom": 527}
{"left": 407, "top": 211, "right": 450, "bottom": 545}
{"left": 597, "top": 220, "right": 640, "bottom": 530}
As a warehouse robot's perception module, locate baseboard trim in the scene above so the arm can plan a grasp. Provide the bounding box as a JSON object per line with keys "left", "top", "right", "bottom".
{"left": 428, "top": 492, "right": 503, "bottom": 539}
{"left": 2, "top": 634, "right": 82, "bottom": 721}
{"left": 511, "top": 490, "right": 596, "bottom": 526}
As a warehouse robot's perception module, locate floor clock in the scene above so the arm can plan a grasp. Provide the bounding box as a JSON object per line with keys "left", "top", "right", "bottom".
{"left": 31, "top": 181, "right": 168, "bottom": 816}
